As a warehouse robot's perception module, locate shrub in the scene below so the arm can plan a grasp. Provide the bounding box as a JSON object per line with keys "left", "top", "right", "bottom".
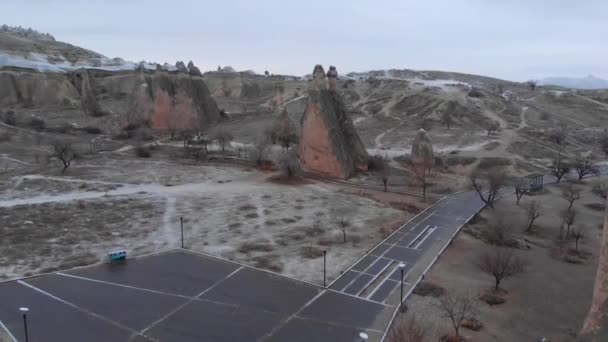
{"left": 3, "top": 110, "right": 16, "bottom": 126}
{"left": 0, "top": 132, "right": 13, "bottom": 142}
{"left": 252, "top": 255, "right": 283, "bottom": 272}
{"left": 468, "top": 88, "right": 484, "bottom": 98}
{"left": 28, "top": 117, "right": 46, "bottom": 131}
{"left": 300, "top": 246, "right": 324, "bottom": 259}
{"left": 445, "top": 156, "right": 477, "bottom": 166}
{"left": 82, "top": 126, "right": 102, "bottom": 134}
{"left": 413, "top": 282, "right": 445, "bottom": 297}
{"left": 477, "top": 157, "right": 511, "bottom": 169}
{"left": 134, "top": 145, "right": 151, "bottom": 158}
{"left": 238, "top": 240, "right": 274, "bottom": 253}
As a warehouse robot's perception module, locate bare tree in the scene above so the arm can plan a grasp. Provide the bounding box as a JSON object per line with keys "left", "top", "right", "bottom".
{"left": 486, "top": 121, "right": 500, "bottom": 137}
{"left": 600, "top": 130, "right": 608, "bottom": 158}
{"left": 549, "top": 154, "right": 570, "bottom": 183}
{"left": 440, "top": 111, "right": 453, "bottom": 130}
{"left": 479, "top": 247, "right": 525, "bottom": 291}
{"left": 527, "top": 80, "right": 537, "bottom": 91}
{"left": 212, "top": 129, "right": 234, "bottom": 153}
{"left": 470, "top": 168, "right": 506, "bottom": 209}
{"left": 573, "top": 155, "right": 598, "bottom": 180}
{"left": 249, "top": 135, "right": 269, "bottom": 166}
{"left": 524, "top": 200, "right": 543, "bottom": 233}
{"left": 50, "top": 140, "right": 78, "bottom": 173}
{"left": 592, "top": 180, "right": 607, "bottom": 199}
{"left": 572, "top": 224, "right": 586, "bottom": 252}
{"left": 388, "top": 316, "right": 429, "bottom": 342}
{"left": 332, "top": 215, "right": 350, "bottom": 243}
{"left": 560, "top": 207, "right": 577, "bottom": 239}
{"left": 411, "top": 161, "right": 431, "bottom": 202}
{"left": 374, "top": 154, "right": 390, "bottom": 192}
{"left": 438, "top": 292, "right": 477, "bottom": 341}
{"left": 562, "top": 183, "right": 581, "bottom": 210}
{"left": 514, "top": 178, "right": 529, "bottom": 205}
{"left": 276, "top": 151, "right": 301, "bottom": 180}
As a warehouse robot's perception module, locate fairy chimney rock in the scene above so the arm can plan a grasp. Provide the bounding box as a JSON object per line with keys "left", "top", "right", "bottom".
{"left": 298, "top": 65, "right": 369, "bottom": 179}
{"left": 579, "top": 204, "right": 608, "bottom": 341}
{"left": 327, "top": 66, "right": 338, "bottom": 91}
{"left": 76, "top": 68, "right": 104, "bottom": 117}
{"left": 411, "top": 128, "right": 434, "bottom": 166}
{"left": 312, "top": 64, "right": 327, "bottom": 90}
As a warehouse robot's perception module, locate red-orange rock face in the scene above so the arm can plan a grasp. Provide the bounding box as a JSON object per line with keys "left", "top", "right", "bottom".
{"left": 580, "top": 203, "right": 608, "bottom": 341}
{"left": 298, "top": 87, "right": 369, "bottom": 179}
{"left": 127, "top": 71, "right": 220, "bottom": 131}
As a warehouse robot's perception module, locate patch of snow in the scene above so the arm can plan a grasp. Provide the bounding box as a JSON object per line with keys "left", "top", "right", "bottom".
{"left": 0, "top": 52, "right": 161, "bottom": 73}
{"left": 409, "top": 78, "right": 471, "bottom": 90}
{"left": 353, "top": 117, "right": 367, "bottom": 125}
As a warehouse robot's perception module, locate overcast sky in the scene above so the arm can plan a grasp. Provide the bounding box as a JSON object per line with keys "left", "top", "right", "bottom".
{"left": 3, "top": 0, "right": 608, "bottom": 81}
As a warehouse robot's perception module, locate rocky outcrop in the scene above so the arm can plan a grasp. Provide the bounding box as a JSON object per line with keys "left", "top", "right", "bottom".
{"left": 298, "top": 65, "right": 368, "bottom": 179}
{"left": 327, "top": 66, "right": 338, "bottom": 91}
{"left": 73, "top": 68, "right": 105, "bottom": 116}
{"left": 579, "top": 204, "right": 608, "bottom": 341}
{"left": 411, "top": 129, "right": 434, "bottom": 166}
{"left": 0, "top": 70, "right": 79, "bottom": 108}
{"left": 175, "top": 61, "right": 188, "bottom": 73}
{"left": 126, "top": 70, "right": 220, "bottom": 131}
{"left": 187, "top": 61, "right": 203, "bottom": 77}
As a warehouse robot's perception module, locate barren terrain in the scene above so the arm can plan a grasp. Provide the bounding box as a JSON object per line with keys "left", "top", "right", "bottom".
{"left": 400, "top": 180, "right": 606, "bottom": 341}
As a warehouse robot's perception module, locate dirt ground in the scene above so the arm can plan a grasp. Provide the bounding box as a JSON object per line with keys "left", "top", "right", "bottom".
{"left": 399, "top": 180, "right": 606, "bottom": 341}
{"left": 0, "top": 147, "right": 411, "bottom": 285}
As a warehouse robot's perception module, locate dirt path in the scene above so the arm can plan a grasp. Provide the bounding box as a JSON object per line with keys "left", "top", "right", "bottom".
{"left": 518, "top": 106, "right": 529, "bottom": 130}
{"left": 574, "top": 94, "right": 608, "bottom": 110}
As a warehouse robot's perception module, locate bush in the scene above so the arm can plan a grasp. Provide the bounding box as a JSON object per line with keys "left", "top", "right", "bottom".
{"left": 238, "top": 240, "right": 274, "bottom": 253}
{"left": 82, "top": 126, "right": 102, "bottom": 134}
{"left": 477, "top": 157, "right": 511, "bottom": 169}
{"left": 134, "top": 145, "right": 151, "bottom": 158}
{"left": 468, "top": 88, "right": 484, "bottom": 98}
{"left": 0, "top": 132, "right": 13, "bottom": 142}
{"left": 367, "top": 154, "right": 386, "bottom": 171}
{"left": 3, "top": 110, "right": 16, "bottom": 126}
{"left": 28, "top": 117, "right": 46, "bottom": 131}
{"left": 300, "top": 246, "right": 324, "bottom": 259}
{"left": 445, "top": 156, "right": 477, "bottom": 166}
{"left": 413, "top": 282, "right": 445, "bottom": 297}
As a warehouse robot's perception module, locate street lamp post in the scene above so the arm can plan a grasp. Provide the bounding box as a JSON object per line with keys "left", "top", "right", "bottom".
{"left": 19, "top": 307, "right": 29, "bottom": 342}
{"left": 323, "top": 250, "right": 327, "bottom": 287}
{"left": 180, "top": 216, "right": 184, "bottom": 248}
{"left": 359, "top": 332, "right": 368, "bottom": 342}
{"left": 399, "top": 263, "right": 405, "bottom": 312}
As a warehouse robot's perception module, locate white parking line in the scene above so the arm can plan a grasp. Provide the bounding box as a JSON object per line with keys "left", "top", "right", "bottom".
{"left": 140, "top": 266, "right": 244, "bottom": 334}
{"left": 17, "top": 280, "right": 146, "bottom": 339}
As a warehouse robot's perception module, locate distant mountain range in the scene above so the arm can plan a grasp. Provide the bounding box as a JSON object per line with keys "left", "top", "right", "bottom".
{"left": 540, "top": 75, "right": 608, "bottom": 90}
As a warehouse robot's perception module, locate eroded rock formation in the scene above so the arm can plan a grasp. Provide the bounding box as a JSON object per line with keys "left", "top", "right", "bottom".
{"left": 126, "top": 69, "right": 220, "bottom": 131}
{"left": 579, "top": 204, "right": 608, "bottom": 341}
{"left": 187, "top": 61, "right": 203, "bottom": 77}
{"left": 298, "top": 65, "right": 368, "bottom": 179}
{"left": 175, "top": 61, "right": 188, "bottom": 73}
{"left": 327, "top": 66, "right": 338, "bottom": 91}
{"left": 411, "top": 128, "right": 435, "bottom": 166}
{"left": 74, "top": 68, "right": 105, "bottom": 116}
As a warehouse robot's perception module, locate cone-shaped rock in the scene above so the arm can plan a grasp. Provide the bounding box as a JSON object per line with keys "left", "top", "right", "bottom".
{"left": 298, "top": 65, "right": 369, "bottom": 179}
{"left": 411, "top": 128, "right": 434, "bottom": 165}
{"left": 579, "top": 206, "right": 608, "bottom": 341}
{"left": 126, "top": 69, "right": 220, "bottom": 130}
{"left": 75, "top": 68, "right": 105, "bottom": 116}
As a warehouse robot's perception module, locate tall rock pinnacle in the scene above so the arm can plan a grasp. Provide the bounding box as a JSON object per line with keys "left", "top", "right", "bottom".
{"left": 298, "top": 65, "right": 369, "bottom": 179}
